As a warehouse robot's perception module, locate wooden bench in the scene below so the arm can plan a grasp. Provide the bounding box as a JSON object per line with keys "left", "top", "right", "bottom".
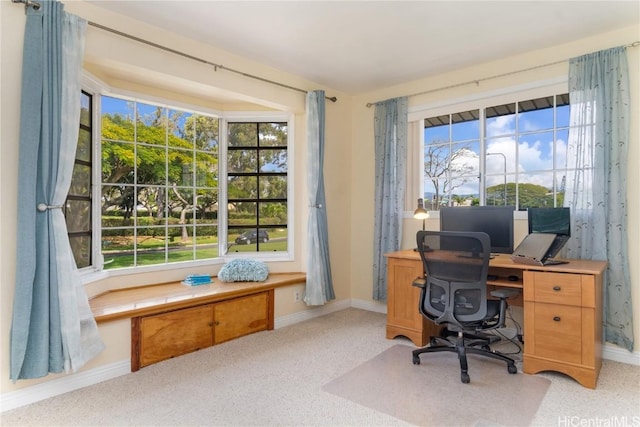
{"left": 89, "top": 273, "right": 306, "bottom": 370}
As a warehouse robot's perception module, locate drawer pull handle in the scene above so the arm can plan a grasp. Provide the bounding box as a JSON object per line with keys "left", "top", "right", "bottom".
{"left": 553, "top": 286, "right": 561, "bottom": 291}
{"left": 553, "top": 316, "right": 561, "bottom": 322}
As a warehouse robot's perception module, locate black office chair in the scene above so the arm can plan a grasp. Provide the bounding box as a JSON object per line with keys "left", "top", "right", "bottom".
{"left": 412, "top": 230, "right": 518, "bottom": 384}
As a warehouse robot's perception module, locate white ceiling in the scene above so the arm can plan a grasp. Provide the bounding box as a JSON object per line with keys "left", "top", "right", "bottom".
{"left": 86, "top": 1, "right": 639, "bottom": 95}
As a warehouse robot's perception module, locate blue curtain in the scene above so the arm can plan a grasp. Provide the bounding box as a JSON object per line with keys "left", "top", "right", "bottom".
{"left": 304, "top": 90, "right": 335, "bottom": 305}
{"left": 372, "top": 97, "right": 408, "bottom": 301}
{"left": 565, "top": 46, "right": 633, "bottom": 352}
{"left": 11, "top": 0, "right": 104, "bottom": 381}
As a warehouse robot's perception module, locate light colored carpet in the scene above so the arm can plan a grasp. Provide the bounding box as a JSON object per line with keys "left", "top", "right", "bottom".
{"left": 1, "top": 308, "right": 639, "bottom": 426}
{"left": 323, "top": 344, "right": 550, "bottom": 427}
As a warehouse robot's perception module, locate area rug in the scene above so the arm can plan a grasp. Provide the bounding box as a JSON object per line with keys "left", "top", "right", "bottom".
{"left": 322, "top": 344, "right": 550, "bottom": 426}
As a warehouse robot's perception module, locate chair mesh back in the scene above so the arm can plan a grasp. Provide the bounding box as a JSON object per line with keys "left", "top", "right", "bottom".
{"left": 416, "top": 231, "right": 491, "bottom": 325}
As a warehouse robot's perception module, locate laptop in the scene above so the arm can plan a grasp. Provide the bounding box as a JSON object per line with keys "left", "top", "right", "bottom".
{"left": 511, "top": 233, "right": 569, "bottom": 266}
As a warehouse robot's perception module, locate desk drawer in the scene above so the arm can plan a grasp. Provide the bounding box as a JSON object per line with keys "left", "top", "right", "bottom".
{"left": 530, "top": 302, "right": 582, "bottom": 364}
{"left": 531, "top": 272, "right": 582, "bottom": 306}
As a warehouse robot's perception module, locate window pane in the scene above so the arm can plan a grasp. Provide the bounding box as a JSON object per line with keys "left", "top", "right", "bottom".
{"left": 65, "top": 200, "right": 90, "bottom": 232}
{"left": 518, "top": 96, "right": 555, "bottom": 132}
{"left": 486, "top": 103, "right": 515, "bottom": 137}
{"left": 228, "top": 123, "right": 257, "bottom": 147}
{"left": 102, "top": 96, "right": 135, "bottom": 142}
{"left": 195, "top": 115, "right": 219, "bottom": 152}
{"left": 519, "top": 131, "right": 555, "bottom": 172}
{"left": 167, "top": 148, "right": 191, "bottom": 186}
{"left": 169, "top": 188, "right": 195, "bottom": 222}
{"left": 258, "top": 122, "right": 287, "bottom": 146}
{"left": 196, "top": 189, "right": 218, "bottom": 220}
{"left": 557, "top": 103, "right": 570, "bottom": 128}
{"left": 101, "top": 185, "right": 135, "bottom": 227}
{"left": 102, "top": 228, "right": 135, "bottom": 270}
{"left": 69, "top": 164, "right": 91, "bottom": 197}
{"left": 136, "top": 103, "right": 166, "bottom": 146}
{"left": 194, "top": 225, "right": 218, "bottom": 260}
{"left": 102, "top": 141, "right": 134, "bottom": 184}
{"left": 169, "top": 110, "right": 190, "bottom": 148}
{"left": 137, "top": 186, "right": 166, "bottom": 224}
{"left": 518, "top": 172, "right": 555, "bottom": 208}
{"left": 195, "top": 152, "right": 217, "bottom": 187}
{"left": 70, "top": 235, "right": 91, "bottom": 268}
{"left": 228, "top": 176, "right": 258, "bottom": 199}
{"left": 556, "top": 128, "right": 569, "bottom": 170}
{"left": 451, "top": 110, "right": 479, "bottom": 142}
{"left": 80, "top": 92, "right": 91, "bottom": 127}
{"left": 259, "top": 149, "right": 287, "bottom": 173}
{"left": 229, "top": 202, "right": 256, "bottom": 226}
{"left": 77, "top": 128, "right": 91, "bottom": 162}
{"left": 425, "top": 124, "right": 450, "bottom": 144}
{"left": 486, "top": 138, "right": 517, "bottom": 174}
{"left": 450, "top": 141, "right": 479, "bottom": 179}
{"left": 139, "top": 145, "right": 167, "bottom": 185}
{"left": 228, "top": 149, "right": 258, "bottom": 173}
{"left": 260, "top": 202, "right": 287, "bottom": 225}
{"left": 259, "top": 176, "right": 287, "bottom": 199}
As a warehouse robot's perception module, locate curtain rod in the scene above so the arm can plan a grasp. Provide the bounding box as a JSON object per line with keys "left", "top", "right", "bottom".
{"left": 365, "top": 40, "right": 640, "bottom": 108}
{"left": 87, "top": 22, "right": 337, "bottom": 103}
{"left": 11, "top": 0, "right": 337, "bottom": 103}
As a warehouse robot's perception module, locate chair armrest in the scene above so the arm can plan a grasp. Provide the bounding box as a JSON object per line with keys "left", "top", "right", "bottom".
{"left": 490, "top": 288, "right": 520, "bottom": 299}
{"left": 412, "top": 277, "right": 427, "bottom": 288}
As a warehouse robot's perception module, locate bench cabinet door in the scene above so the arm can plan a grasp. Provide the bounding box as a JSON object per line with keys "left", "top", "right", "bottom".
{"left": 213, "top": 292, "right": 269, "bottom": 344}
{"left": 137, "top": 304, "right": 214, "bottom": 368}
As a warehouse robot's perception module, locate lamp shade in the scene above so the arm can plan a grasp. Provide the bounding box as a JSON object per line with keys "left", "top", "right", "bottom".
{"left": 413, "top": 198, "right": 428, "bottom": 220}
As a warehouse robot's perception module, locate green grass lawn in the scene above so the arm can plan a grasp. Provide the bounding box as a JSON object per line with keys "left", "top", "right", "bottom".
{"left": 103, "top": 234, "right": 287, "bottom": 270}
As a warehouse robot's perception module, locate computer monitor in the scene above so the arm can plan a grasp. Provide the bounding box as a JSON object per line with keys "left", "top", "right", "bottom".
{"left": 440, "top": 206, "right": 515, "bottom": 254}
{"left": 527, "top": 207, "right": 571, "bottom": 259}
{"left": 528, "top": 207, "right": 571, "bottom": 235}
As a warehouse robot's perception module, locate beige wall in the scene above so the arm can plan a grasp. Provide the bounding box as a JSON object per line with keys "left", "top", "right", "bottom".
{"left": 350, "top": 25, "right": 640, "bottom": 347}
{"left": 1, "top": 0, "right": 638, "bottom": 402}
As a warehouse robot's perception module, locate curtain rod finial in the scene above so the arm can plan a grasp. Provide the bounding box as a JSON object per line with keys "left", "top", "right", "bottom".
{"left": 12, "top": 0, "right": 40, "bottom": 10}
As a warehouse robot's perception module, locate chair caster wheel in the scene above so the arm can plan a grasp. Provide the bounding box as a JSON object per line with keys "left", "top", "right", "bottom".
{"left": 461, "top": 373, "right": 470, "bottom": 383}
{"left": 508, "top": 364, "right": 517, "bottom": 374}
{"left": 412, "top": 355, "right": 421, "bottom": 365}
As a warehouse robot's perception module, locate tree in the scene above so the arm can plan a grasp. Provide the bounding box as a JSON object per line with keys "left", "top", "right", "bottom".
{"left": 424, "top": 142, "right": 477, "bottom": 207}
{"left": 101, "top": 112, "right": 220, "bottom": 227}
{"left": 486, "top": 182, "right": 559, "bottom": 208}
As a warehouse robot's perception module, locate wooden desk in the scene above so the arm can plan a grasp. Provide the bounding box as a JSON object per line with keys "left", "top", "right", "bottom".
{"left": 385, "top": 250, "right": 607, "bottom": 388}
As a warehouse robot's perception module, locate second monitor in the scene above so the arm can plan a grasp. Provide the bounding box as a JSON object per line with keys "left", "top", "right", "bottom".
{"left": 440, "top": 206, "right": 515, "bottom": 254}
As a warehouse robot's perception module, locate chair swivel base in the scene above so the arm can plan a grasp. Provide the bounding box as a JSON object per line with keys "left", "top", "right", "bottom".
{"left": 412, "top": 333, "right": 517, "bottom": 384}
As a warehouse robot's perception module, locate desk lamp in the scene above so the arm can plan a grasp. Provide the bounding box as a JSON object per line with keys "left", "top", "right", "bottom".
{"left": 413, "top": 198, "right": 429, "bottom": 230}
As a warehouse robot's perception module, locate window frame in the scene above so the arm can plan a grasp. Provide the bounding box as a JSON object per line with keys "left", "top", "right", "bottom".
{"left": 407, "top": 77, "right": 569, "bottom": 218}
{"left": 220, "top": 111, "right": 295, "bottom": 262}
{"left": 76, "top": 75, "right": 294, "bottom": 281}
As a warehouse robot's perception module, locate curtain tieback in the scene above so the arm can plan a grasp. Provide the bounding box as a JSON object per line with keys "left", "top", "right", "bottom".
{"left": 310, "top": 204, "right": 323, "bottom": 208}
{"left": 37, "top": 203, "right": 64, "bottom": 212}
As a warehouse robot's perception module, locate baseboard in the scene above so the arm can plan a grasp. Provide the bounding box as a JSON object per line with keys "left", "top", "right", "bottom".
{"left": 350, "top": 298, "right": 387, "bottom": 314}
{"left": 602, "top": 343, "right": 640, "bottom": 365}
{"left": 274, "top": 299, "right": 351, "bottom": 329}
{"left": 274, "top": 298, "right": 387, "bottom": 329}
{"left": 0, "top": 359, "right": 130, "bottom": 413}
{"left": 3, "top": 300, "right": 637, "bottom": 412}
